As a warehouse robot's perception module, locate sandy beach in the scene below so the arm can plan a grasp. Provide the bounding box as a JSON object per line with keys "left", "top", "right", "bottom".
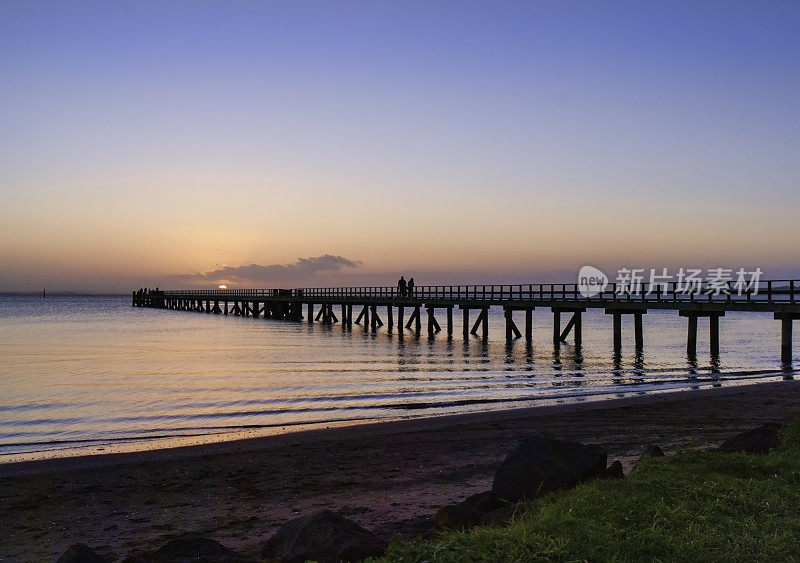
{"left": 2, "top": 380, "right": 800, "bottom": 561}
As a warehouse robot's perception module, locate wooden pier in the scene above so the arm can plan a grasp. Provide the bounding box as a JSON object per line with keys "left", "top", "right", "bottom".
{"left": 133, "top": 280, "right": 799, "bottom": 366}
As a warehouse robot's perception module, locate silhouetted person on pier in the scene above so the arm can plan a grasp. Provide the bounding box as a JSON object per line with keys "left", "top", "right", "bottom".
{"left": 398, "top": 276, "right": 407, "bottom": 297}
{"left": 407, "top": 277, "right": 415, "bottom": 297}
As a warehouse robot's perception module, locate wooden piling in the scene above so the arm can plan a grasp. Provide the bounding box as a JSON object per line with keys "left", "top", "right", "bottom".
{"left": 613, "top": 313, "right": 622, "bottom": 352}
{"left": 446, "top": 306, "right": 453, "bottom": 338}
{"left": 634, "top": 313, "right": 644, "bottom": 350}
{"left": 504, "top": 308, "right": 521, "bottom": 341}
{"left": 553, "top": 311, "right": 561, "bottom": 347}
{"left": 525, "top": 309, "right": 533, "bottom": 343}
{"left": 710, "top": 314, "right": 720, "bottom": 356}
{"left": 687, "top": 314, "right": 698, "bottom": 357}
{"left": 775, "top": 314, "right": 795, "bottom": 365}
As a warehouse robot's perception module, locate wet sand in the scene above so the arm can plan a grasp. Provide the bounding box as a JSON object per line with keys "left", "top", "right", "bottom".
{"left": 2, "top": 380, "right": 800, "bottom": 561}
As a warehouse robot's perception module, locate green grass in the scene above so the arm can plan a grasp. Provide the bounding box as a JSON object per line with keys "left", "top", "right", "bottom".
{"left": 381, "top": 422, "right": 800, "bottom": 562}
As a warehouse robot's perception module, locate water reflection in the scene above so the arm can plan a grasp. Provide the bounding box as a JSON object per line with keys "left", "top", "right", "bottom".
{"left": 1, "top": 295, "right": 797, "bottom": 457}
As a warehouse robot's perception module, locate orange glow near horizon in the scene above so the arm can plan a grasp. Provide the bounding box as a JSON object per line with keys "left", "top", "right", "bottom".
{"left": 1, "top": 2, "right": 799, "bottom": 293}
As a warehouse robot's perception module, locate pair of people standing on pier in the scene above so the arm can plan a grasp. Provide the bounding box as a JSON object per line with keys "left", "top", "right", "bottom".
{"left": 397, "top": 276, "right": 415, "bottom": 298}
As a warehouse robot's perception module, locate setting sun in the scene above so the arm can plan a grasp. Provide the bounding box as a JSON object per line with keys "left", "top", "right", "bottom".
{"left": 218, "top": 284, "right": 227, "bottom": 289}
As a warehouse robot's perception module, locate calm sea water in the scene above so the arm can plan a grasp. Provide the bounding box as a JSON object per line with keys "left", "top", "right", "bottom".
{"left": 0, "top": 295, "right": 796, "bottom": 460}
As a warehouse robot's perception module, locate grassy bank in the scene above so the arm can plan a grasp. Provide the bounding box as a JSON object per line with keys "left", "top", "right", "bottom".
{"left": 383, "top": 421, "right": 800, "bottom": 561}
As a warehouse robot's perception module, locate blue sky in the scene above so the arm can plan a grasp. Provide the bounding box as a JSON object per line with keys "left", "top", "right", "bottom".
{"left": 1, "top": 1, "right": 798, "bottom": 291}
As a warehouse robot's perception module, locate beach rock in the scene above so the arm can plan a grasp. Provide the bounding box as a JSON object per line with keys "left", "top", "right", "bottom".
{"left": 641, "top": 444, "right": 665, "bottom": 457}
{"left": 260, "top": 509, "right": 386, "bottom": 563}
{"left": 435, "top": 490, "right": 512, "bottom": 530}
{"left": 597, "top": 460, "right": 625, "bottom": 480}
{"left": 57, "top": 543, "right": 105, "bottom": 563}
{"left": 718, "top": 423, "right": 783, "bottom": 454}
{"left": 492, "top": 436, "right": 607, "bottom": 502}
{"left": 123, "top": 533, "right": 251, "bottom": 562}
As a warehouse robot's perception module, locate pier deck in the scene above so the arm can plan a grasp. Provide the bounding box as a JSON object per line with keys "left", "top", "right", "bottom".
{"left": 133, "top": 280, "right": 799, "bottom": 365}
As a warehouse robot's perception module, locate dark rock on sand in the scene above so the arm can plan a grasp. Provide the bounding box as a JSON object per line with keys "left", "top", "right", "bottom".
{"left": 260, "top": 509, "right": 386, "bottom": 563}
{"left": 435, "top": 490, "right": 513, "bottom": 530}
{"left": 57, "top": 543, "right": 106, "bottom": 563}
{"left": 123, "top": 534, "right": 252, "bottom": 562}
{"left": 641, "top": 444, "right": 665, "bottom": 457}
{"left": 492, "top": 436, "right": 607, "bottom": 502}
{"left": 597, "top": 460, "right": 625, "bottom": 480}
{"left": 719, "top": 423, "right": 783, "bottom": 454}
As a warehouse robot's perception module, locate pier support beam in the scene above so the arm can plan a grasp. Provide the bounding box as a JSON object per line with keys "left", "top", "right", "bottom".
{"left": 525, "top": 309, "right": 533, "bottom": 344}
{"left": 634, "top": 313, "right": 643, "bottom": 350}
{"left": 687, "top": 314, "right": 698, "bottom": 357}
{"left": 387, "top": 306, "right": 393, "bottom": 333}
{"left": 446, "top": 306, "right": 453, "bottom": 338}
{"left": 369, "top": 305, "right": 383, "bottom": 332}
{"left": 503, "top": 307, "right": 522, "bottom": 341}
{"left": 426, "top": 306, "right": 441, "bottom": 336}
{"left": 605, "top": 309, "right": 648, "bottom": 353}
{"left": 552, "top": 307, "right": 585, "bottom": 347}
{"left": 354, "top": 306, "right": 366, "bottom": 325}
{"left": 405, "top": 305, "right": 421, "bottom": 335}
{"left": 462, "top": 307, "right": 470, "bottom": 339}
{"left": 405, "top": 305, "right": 422, "bottom": 334}
{"left": 680, "top": 310, "right": 725, "bottom": 358}
{"left": 710, "top": 314, "right": 720, "bottom": 356}
{"left": 397, "top": 306, "right": 404, "bottom": 330}
{"left": 469, "top": 308, "right": 489, "bottom": 340}
{"left": 775, "top": 313, "right": 799, "bottom": 365}
{"left": 289, "top": 301, "right": 303, "bottom": 321}
{"left": 307, "top": 303, "right": 314, "bottom": 324}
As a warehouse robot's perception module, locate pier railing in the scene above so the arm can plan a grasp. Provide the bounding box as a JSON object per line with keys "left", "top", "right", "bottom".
{"left": 161, "top": 280, "right": 798, "bottom": 304}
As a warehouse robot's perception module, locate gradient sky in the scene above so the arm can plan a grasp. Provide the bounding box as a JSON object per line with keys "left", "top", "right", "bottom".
{"left": 1, "top": 1, "right": 798, "bottom": 291}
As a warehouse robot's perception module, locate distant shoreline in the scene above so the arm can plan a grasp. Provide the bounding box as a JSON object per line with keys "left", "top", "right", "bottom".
{"left": 0, "top": 292, "right": 129, "bottom": 297}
